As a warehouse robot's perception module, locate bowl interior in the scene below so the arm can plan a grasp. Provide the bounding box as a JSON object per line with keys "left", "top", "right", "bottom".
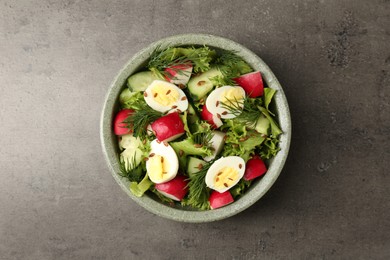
{"left": 100, "top": 34, "right": 291, "bottom": 222}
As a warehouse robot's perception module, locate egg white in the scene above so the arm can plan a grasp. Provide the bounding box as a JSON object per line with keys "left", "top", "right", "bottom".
{"left": 205, "top": 156, "right": 246, "bottom": 193}
{"left": 205, "top": 86, "right": 246, "bottom": 119}
{"left": 144, "top": 80, "right": 188, "bottom": 113}
{"left": 146, "top": 139, "right": 179, "bottom": 184}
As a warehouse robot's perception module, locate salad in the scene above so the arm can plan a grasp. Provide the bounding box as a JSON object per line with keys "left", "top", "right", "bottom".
{"left": 113, "top": 45, "right": 282, "bottom": 210}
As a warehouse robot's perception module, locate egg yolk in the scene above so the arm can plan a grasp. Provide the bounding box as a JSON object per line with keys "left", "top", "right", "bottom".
{"left": 221, "top": 88, "right": 244, "bottom": 103}
{"left": 148, "top": 155, "right": 170, "bottom": 181}
{"left": 151, "top": 84, "right": 179, "bottom": 106}
{"left": 214, "top": 167, "right": 239, "bottom": 189}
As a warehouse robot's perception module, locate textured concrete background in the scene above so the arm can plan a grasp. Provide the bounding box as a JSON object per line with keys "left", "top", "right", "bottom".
{"left": 0, "top": 0, "right": 389, "bottom": 259}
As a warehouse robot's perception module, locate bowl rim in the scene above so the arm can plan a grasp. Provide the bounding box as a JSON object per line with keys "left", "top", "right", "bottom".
{"left": 100, "top": 33, "right": 291, "bottom": 223}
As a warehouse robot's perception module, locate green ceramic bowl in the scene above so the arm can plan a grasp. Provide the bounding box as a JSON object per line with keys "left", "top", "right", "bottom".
{"left": 100, "top": 34, "right": 291, "bottom": 222}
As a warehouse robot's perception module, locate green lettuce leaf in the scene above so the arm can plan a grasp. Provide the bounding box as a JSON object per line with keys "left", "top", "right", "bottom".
{"left": 170, "top": 132, "right": 213, "bottom": 171}
{"left": 230, "top": 179, "right": 252, "bottom": 198}
{"left": 119, "top": 90, "right": 146, "bottom": 110}
{"left": 221, "top": 120, "right": 265, "bottom": 162}
{"left": 259, "top": 137, "right": 280, "bottom": 159}
{"left": 178, "top": 47, "right": 216, "bottom": 73}
{"left": 170, "top": 138, "right": 213, "bottom": 158}
{"left": 263, "top": 88, "right": 277, "bottom": 115}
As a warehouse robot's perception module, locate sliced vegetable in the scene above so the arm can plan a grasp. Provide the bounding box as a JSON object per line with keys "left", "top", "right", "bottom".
{"left": 151, "top": 112, "right": 185, "bottom": 142}
{"left": 187, "top": 157, "right": 207, "bottom": 175}
{"left": 127, "top": 71, "right": 161, "bottom": 92}
{"left": 155, "top": 175, "right": 189, "bottom": 201}
{"left": 120, "top": 147, "right": 143, "bottom": 170}
{"left": 114, "top": 109, "right": 134, "bottom": 135}
{"left": 119, "top": 88, "right": 132, "bottom": 105}
{"left": 254, "top": 114, "right": 270, "bottom": 135}
{"left": 201, "top": 104, "right": 223, "bottom": 129}
{"left": 259, "top": 107, "right": 282, "bottom": 137}
{"left": 119, "top": 134, "right": 143, "bottom": 150}
{"left": 209, "top": 190, "right": 234, "bottom": 209}
{"left": 233, "top": 71, "right": 264, "bottom": 97}
{"left": 187, "top": 67, "right": 222, "bottom": 100}
{"left": 204, "top": 131, "right": 226, "bottom": 162}
{"left": 164, "top": 63, "right": 193, "bottom": 85}
{"left": 243, "top": 155, "right": 267, "bottom": 181}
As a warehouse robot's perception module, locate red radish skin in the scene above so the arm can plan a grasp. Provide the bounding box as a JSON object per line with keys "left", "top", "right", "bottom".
{"left": 209, "top": 191, "right": 234, "bottom": 209}
{"left": 233, "top": 71, "right": 264, "bottom": 98}
{"left": 201, "top": 104, "right": 222, "bottom": 129}
{"left": 164, "top": 63, "right": 193, "bottom": 85}
{"left": 155, "top": 175, "right": 189, "bottom": 201}
{"left": 151, "top": 112, "right": 185, "bottom": 142}
{"left": 114, "top": 109, "right": 134, "bottom": 135}
{"left": 243, "top": 155, "right": 267, "bottom": 181}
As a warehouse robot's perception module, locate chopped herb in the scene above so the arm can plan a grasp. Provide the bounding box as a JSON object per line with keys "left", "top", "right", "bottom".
{"left": 123, "top": 103, "right": 163, "bottom": 138}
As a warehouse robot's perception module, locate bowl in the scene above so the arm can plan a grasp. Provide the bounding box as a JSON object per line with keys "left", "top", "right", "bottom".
{"left": 100, "top": 34, "right": 291, "bottom": 222}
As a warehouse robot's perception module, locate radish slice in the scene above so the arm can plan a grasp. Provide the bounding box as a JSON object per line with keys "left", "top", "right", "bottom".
{"left": 151, "top": 112, "right": 185, "bottom": 142}
{"left": 233, "top": 71, "right": 264, "bottom": 98}
{"left": 146, "top": 124, "right": 154, "bottom": 136}
{"left": 243, "top": 155, "right": 267, "bottom": 181}
{"left": 209, "top": 190, "right": 234, "bottom": 209}
{"left": 201, "top": 104, "right": 223, "bottom": 129}
{"left": 114, "top": 109, "right": 134, "bottom": 135}
{"left": 155, "top": 175, "right": 188, "bottom": 201}
{"left": 204, "top": 131, "right": 226, "bottom": 162}
{"left": 164, "top": 63, "right": 193, "bottom": 85}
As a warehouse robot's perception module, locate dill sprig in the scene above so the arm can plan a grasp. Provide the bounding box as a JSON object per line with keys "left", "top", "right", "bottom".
{"left": 192, "top": 131, "right": 213, "bottom": 150}
{"left": 123, "top": 103, "right": 163, "bottom": 138}
{"left": 221, "top": 97, "right": 263, "bottom": 128}
{"left": 213, "top": 50, "right": 253, "bottom": 85}
{"left": 184, "top": 160, "right": 215, "bottom": 210}
{"left": 118, "top": 154, "right": 144, "bottom": 183}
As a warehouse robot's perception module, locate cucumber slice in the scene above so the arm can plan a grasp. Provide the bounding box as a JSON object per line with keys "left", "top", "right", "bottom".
{"left": 255, "top": 115, "right": 270, "bottom": 135}
{"left": 127, "top": 71, "right": 160, "bottom": 92}
{"left": 187, "top": 157, "right": 206, "bottom": 175}
{"left": 187, "top": 67, "right": 222, "bottom": 100}
{"left": 119, "top": 88, "right": 133, "bottom": 105}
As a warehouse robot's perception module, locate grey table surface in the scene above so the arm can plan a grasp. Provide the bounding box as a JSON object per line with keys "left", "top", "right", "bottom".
{"left": 1, "top": 0, "right": 389, "bottom": 259}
